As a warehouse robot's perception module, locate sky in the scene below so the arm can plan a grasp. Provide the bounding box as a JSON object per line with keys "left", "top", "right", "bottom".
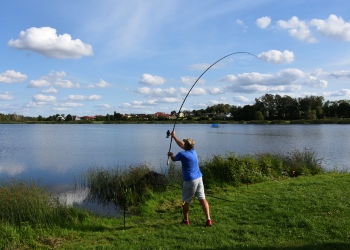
{"left": 1, "top": 0, "right": 350, "bottom": 117}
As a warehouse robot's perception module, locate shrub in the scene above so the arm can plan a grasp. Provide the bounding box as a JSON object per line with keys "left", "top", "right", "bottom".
{"left": 200, "top": 154, "right": 265, "bottom": 187}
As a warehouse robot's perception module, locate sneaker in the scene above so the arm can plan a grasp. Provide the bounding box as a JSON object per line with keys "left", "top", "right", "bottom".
{"left": 206, "top": 219, "right": 212, "bottom": 226}
{"left": 181, "top": 219, "right": 190, "bottom": 225}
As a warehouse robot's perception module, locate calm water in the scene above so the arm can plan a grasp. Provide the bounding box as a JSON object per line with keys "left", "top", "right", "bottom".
{"left": 1, "top": 124, "right": 349, "bottom": 211}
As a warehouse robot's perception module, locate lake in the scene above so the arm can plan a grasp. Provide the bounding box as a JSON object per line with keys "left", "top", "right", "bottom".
{"left": 1, "top": 124, "right": 349, "bottom": 213}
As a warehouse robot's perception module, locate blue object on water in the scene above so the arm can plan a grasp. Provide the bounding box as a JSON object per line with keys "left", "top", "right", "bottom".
{"left": 211, "top": 124, "right": 220, "bottom": 128}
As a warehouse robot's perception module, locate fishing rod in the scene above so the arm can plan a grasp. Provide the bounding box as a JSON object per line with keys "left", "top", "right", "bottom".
{"left": 167, "top": 52, "right": 258, "bottom": 164}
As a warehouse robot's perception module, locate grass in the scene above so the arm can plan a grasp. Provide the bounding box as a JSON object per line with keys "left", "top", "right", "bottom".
{"left": 0, "top": 149, "right": 349, "bottom": 249}
{"left": 2, "top": 174, "right": 348, "bottom": 249}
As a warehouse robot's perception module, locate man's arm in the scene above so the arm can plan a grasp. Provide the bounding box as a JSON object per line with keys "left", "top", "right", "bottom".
{"left": 172, "top": 131, "right": 185, "bottom": 149}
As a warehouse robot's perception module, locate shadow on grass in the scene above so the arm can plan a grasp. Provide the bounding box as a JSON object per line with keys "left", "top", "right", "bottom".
{"left": 196, "top": 243, "right": 350, "bottom": 250}
{"left": 62, "top": 221, "right": 143, "bottom": 232}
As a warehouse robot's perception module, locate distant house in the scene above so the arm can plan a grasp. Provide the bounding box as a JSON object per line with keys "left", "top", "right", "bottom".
{"left": 138, "top": 114, "right": 148, "bottom": 119}
{"left": 83, "top": 116, "right": 95, "bottom": 121}
{"left": 215, "top": 113, "right": 232, "bottom": 119}
{"left": 155, "top": 112, "right": 165, "bottom": 117}
{"left": 56, "top": 115, "right": 65, "bottom": 121}
{"left": 154, "top": 112, "right": 171, "bottom": 119}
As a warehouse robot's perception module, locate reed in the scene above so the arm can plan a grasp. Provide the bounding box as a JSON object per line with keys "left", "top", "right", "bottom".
{"left": 80, "top": 164, "right": 159, "bottom": 214}
{"left": 0, "top": 179, "right": 86, "bottom": 229}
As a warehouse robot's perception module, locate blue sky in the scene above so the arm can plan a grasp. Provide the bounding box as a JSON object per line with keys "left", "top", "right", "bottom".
{"left": 1, "top": 0, "right": 350, "bottom": 117}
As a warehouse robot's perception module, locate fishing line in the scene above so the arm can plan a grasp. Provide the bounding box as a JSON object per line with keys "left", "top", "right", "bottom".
{"left": 167, "top": 52, "right": 258, "bottom": 164}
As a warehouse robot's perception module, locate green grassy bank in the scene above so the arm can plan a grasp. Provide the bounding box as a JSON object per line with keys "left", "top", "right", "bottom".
{"left": 0, "top": 151, "right": 349, "bottom": 249}
{"left": 1, "top": 174, "right": 349, "bottom": 249}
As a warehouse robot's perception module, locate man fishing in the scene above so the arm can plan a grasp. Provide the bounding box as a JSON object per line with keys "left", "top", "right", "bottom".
{"left": 167, "top": 131, "right": 212, "bottom": 226}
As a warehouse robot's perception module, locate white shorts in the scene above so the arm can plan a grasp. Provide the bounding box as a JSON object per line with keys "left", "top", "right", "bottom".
{"left": 182, "top": 177, "right": 205, "bottom": 203}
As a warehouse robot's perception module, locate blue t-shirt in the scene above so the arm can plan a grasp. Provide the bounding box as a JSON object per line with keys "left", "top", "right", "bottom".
{"left": 175, "top": 149, "right": 202, "bottom": 181}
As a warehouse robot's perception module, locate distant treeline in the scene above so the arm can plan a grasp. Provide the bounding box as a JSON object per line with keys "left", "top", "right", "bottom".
{"left": 1, "top": 94, "right": 350, "bottom": 123}
{"left": 198, "top": 94, "right": 349, "bottom": 121}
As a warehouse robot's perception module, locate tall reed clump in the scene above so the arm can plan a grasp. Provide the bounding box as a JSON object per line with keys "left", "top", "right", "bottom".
{"left": 200, "top": 148, "right": 325, "bottom": 187}
{"left": 0, "top": 179, "right": 84, "bottom": 229}
{"left": 280, "top": 148, "right": 325, "bottom": 176}
{"left": 81, "top": 164, "right": 159, "bottom": 215}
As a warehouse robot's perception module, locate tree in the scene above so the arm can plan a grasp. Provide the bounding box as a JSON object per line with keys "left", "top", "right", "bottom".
{"left": 323, "top": 100, "right": 338, "bottom": 118}
{"left": 256, "top": 94, "right": 275, "bottom": 120}
{"left": 284, "top": 96, "right": 299, "bottom": 120}
{"left": 337, "top": 101, "right": 350, "bottom": 119}
{"left": 65, "top": 114, "right": 73, "bottom": 121}
{"left": 255, "top": 111, "right": 264, "bottom": 120}
{"left": 114, "top": 112, "right": 123, "bottom": 120}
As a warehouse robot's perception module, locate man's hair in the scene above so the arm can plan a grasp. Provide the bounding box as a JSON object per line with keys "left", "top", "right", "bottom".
{"left": 183, "top": 138, "right": 195, "bottom": 149}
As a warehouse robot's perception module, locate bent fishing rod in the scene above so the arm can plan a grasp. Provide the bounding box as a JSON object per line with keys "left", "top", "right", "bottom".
{"left": 167, "top": 52, "right": 257, "bottom": 164}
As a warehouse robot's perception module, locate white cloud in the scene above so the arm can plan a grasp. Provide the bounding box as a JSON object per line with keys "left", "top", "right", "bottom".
{"left": 304, "top": 74, "right": 328, "bottom": 88}
{"left": 311, "top": 69, "right": 350, "bottom": 79}
{"left": 256, "top": 16, "right": 271, "bottom": 29}
{"left": 0, "top": 70, "right": 27, "bottom": 83}
{"left": 233, "top": 95, "right": 250, "bottom": 103}
{"left": 277, "top": 16, "right": 317, "bottom": 43}
{"left": 66, "top": 95, "right": 101, "bottom": 101}
{"left": 95, "top": 104, "right": 112, "bottom": 109}
{"left": 236, "top": 19, "right": 248, "bottom": 30}
{"left": 54, "top": 79, "right": 80, "bottom": 88}
{"left": 310, "top": 15, "right": 350, "bottom": 42}
{"left": 121, "top": 101, "right": 152, "bottom": 109}
{"left": 328, "top": 70, "right": 350, "bottom": 79}
{"left": 221, "top": 68, "right": 327, "bottom": 94}
{"left": 25, "top": 102, "right": 49, "bottom": 108}
{"left": 28, "top": 79, "right": 51, "bottom": 88}
{"left": 32, "top": 94, "right": 57, "bottom": 102}
{"left": 56, "top": 102, "right": 84, "bottom": 107}
{"left": 158, "top": 97, "right": 179, "bottom": 103}
{"left": 8, "top": 27, "right": 93, "bottom": 59}
{"left": 42, "top": 86, "right": 58, "bottom": 93}
{"left": 88, "top": 79, "right": 112, "bottom": 89}
{"left": 189, "top": 87, "right": 206, "bottom": 96}
{"left": 324, "top": 89, "right": 350, "bottom": 97}
{"left": 139, "top": 73, "right": 165, "bottom": 86}
{"left": 257, "top": 50, "right": 294, "bottom": 64}
{"left": 208, "top": 87, "right": 224, "bottom": 95}
{"left": 181, "top": 76, "right": 205, "bottom": 85}
{"left": 276, "top": 15, "right": 350, "bottom": 43}
{"left": 221, "top": 68, "right": 304, "bottom": 86}
{"left": 135, "top": 87, "right": 177, "bottom": 97}
{"left": 0, "top": 92, "right": 14, "bottom": 101}
{"left": 88, "top": 95, "right": 102, "bottom": 101}
{"left": 28, "top": 71, "right": 79, "bottom": 88}
{"left": 96, "top": 79, "right": 111, "bottom": 88}
{"left": 67, "top": 95, "right": 86, "bottom": 101}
